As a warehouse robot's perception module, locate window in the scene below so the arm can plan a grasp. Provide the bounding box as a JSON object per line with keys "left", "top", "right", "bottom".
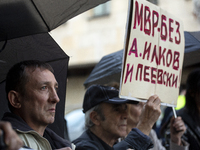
{"left": 92, "top": 2, "right": 111, "bottom": 17}
{"left": 147, "top": 0, "right": 158, "bottom": 5}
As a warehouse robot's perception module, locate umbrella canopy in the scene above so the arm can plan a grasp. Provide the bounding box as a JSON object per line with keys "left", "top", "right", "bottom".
{"left": 0, "top": 0, "right": 110, "bottom": 139}
{"left": 0, "top": 33, "right": 69, "bottom": 138}
{"left": 0, "top": 0, "right": 109, "bottom": 41}
{"left": 84, "top": 31, "right": 200, "bottom": 88}
{"left": 84, "top": 50, "right": 123, "bottom": 88}
{"left": 184, "top": 31, "right": 200, "bottom": 67}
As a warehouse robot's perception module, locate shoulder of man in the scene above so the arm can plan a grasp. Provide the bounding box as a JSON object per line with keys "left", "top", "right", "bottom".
{"left": 114, "top": 128, "right": 153, "bottom": 150}
{"left": 72, "top": 130, "right": 102, "bottom": 150}
{"left": 45, "top": 127, "right": 72, "bottom": 149}
{"left": 74, "top": 140, "right": 99, "bottom": 150}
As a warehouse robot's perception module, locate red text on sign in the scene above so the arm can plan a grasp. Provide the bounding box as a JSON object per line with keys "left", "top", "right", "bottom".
{"left": 133, "top": 0, "right": 181, "bottom": 44}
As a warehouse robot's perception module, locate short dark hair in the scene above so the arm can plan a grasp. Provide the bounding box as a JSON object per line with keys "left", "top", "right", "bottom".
{"left": 5, "top": 60, "right": 54, "bottom": 112}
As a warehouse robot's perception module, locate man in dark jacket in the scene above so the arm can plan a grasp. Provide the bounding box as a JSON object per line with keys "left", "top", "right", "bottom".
{"left": 2, "top": 60, "right": 72, "bottom": 150}
{"left": 73, "top": 84, "right": 161, "bottom": 150}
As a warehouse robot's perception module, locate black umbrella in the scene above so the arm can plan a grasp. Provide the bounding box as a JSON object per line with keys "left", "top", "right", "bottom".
{"left": 0, "top": 0, "right": 110, "bottom": 139}
{"left": 84, "top": 50, "right": 123, "bottom": 88}
{"left": 0, "top": 0, "right": 109, "bottom": 41}
{"left": 184, "top": 31, "right": 200, "bottom": 67}
{"left": 0, "top": 33, "right": 69, "bottom": 138}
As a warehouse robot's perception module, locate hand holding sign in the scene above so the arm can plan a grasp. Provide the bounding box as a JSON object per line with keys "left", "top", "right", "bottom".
{"left": 120, "top": 0, "right": 184, "bottom": 107}
{"left": 136, "top": 95, "right": 161, "bottom": 136}
{"left": 170, "top": 116, "right": 186, "bottom": 146}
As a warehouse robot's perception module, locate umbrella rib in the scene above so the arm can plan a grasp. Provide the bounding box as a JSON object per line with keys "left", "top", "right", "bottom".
{"left": 31, "top": 0, "right": 51, "bottom": 31}
{"left": 46, "top": 57, "right": 69, "bottom": 64}
{"left": 63, "top": 1, "right": 88, "bottom": 19}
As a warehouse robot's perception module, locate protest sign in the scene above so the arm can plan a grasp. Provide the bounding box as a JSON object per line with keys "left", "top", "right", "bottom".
{"left": 119, "top": 0, "right": 185, "bottom": 106}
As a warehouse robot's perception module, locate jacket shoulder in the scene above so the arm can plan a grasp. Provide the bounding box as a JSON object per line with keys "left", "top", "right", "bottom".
{"left": 74, "top": 139, "right": 99, "bottom": 150}
{"left": 73, "top": 130, "right": 101, "bottom": 150}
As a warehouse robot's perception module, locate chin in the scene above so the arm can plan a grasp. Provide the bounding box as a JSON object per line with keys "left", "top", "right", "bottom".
{"left": 119, "top": 131, "right": 127, "bottom": 137}
{"left": 47, "top": 117, "right": 55, "bottom": 124}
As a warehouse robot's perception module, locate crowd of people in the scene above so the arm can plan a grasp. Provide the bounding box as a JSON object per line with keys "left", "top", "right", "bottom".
{"left": 0, "top": 60, "right": 199, "bottom": 149}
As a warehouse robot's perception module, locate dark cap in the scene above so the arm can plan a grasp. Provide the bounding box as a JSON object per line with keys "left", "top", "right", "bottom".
{"left": 83, "top": 84, "right": 129, "bottom": 113}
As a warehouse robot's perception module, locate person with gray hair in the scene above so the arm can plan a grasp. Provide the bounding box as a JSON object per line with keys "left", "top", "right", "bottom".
{"left": 73, "top": 84, "right": 162, "bottom": 150}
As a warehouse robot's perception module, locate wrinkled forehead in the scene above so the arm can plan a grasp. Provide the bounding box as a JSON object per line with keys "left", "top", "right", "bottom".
{"left": 25, "top": 66, "right": 52, "bottom": 74}
{"left": 25, "top": 67, "right": 57, "bottom": 84}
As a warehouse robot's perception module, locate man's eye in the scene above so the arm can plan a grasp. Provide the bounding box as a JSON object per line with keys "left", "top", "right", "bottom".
{"left": 55, "top": 86, "right": 59, "bottom": 92}
{"left": 41, "top": 86, "right": 47, "bottom": 90}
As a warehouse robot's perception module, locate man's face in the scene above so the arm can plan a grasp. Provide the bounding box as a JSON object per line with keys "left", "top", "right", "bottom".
{"left": 19, "top": 68, "right": 60, "bottom": 126}
{"left": 98, "top": 103, "right": 127, "bottom": 139}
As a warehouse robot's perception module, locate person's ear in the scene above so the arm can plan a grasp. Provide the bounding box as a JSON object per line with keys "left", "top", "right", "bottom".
{"left": 8, "top": 90, "right": 21, "bottom": 109}
{"left": 90, "top": 111, "right": 101, "bottom": 126}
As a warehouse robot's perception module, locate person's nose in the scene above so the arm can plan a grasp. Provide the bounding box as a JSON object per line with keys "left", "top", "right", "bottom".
{"left": 121, "top": 109, "right": 128, "bottom": 120}
{"left": 49, "top": 88, "right": 60, "bottom": 103}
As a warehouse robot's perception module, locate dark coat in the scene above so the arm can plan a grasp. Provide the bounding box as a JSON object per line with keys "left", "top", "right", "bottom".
{"left": 73, "top": 128, "right": 153, "bottom": 150}
{"left": 2, "top": 112, "right": 72, "bottom": 149}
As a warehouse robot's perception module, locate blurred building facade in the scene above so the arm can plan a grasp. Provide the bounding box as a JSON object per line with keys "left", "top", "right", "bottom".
{"left": 50, "top": 0, "right": 200, "bottom": 114}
